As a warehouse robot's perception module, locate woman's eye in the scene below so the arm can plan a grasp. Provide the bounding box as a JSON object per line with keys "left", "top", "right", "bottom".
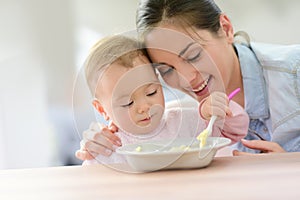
{"left": 186, "top": 51, "right": 201, "bottom": 62}
{"left": 121, "top": 101, "right": 133, "bottom": 107}
{"left": 147, "top": 90, "right": 157, "bottom": 96}
{"left": 159, "top": 66, "right": 175, "bottom": 76}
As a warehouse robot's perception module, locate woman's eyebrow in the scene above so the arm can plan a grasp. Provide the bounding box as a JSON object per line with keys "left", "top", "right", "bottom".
{"left": 179, "top": 42, "right": 196, "bottom": 57}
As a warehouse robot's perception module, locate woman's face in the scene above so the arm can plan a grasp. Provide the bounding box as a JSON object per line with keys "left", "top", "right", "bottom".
{"left": 145, "top": 23, "right": 237, "bottom": 102}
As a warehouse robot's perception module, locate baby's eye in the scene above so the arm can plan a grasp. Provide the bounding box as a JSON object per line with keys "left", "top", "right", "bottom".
{"left": 121, "top": 101, "right": 133, "bottom": 107}
{"left": 147, "top": 90, "right": 157, "bottom": 96}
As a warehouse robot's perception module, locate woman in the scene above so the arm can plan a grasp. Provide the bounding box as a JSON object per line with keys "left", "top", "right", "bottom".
{"left": 76, "top": 0, "right": 299, "bottom": 160}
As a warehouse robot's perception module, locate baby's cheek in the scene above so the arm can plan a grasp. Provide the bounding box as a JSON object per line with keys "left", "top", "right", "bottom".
{"left": 150, "top": 104, "right": 164, "bottom": 124}
{"left": 113, "top": 109, "right": 133, "bottom": 128}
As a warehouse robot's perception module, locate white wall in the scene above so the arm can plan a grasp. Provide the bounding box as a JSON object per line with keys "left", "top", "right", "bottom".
{"left": 0, "top": 95, "right": 5, "bottom": 168}
{"left": 0, "top": 54, "right": 55, "bottom": 168}
{"left": 215, "top": 0, "right": 300, "bottom": 44}
{"left": 74, "top": 0, "right": 138, "bottom": 35}
{"left": 0, "top": 1, "right": 56, "bottom": 168}
{"left": 0, "top": 0, "right": 140, "bottom": 169}
{"left": 0, "top": 0, "right": 77, "bottom": 169}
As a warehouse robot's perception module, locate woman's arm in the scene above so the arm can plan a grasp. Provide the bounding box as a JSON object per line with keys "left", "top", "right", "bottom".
{"left": 75, "top": 121, "right": 121, "bottom": 161}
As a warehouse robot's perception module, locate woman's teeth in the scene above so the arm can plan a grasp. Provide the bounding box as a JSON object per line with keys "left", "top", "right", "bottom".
{"left": 193, "top": 78, "right": 208, "bottom": 92}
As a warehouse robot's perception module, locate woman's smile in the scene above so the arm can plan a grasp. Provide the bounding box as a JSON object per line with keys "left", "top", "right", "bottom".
{"left": 190, "top": 75, "right": 211, "bottom": 97}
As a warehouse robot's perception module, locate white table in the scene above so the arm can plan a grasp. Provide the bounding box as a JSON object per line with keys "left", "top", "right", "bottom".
{"left": 0, "top": 152, "right": 299, "bottom": 200}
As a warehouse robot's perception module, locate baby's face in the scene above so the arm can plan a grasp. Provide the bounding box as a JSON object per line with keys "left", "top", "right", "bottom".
{"left": 97, "top": 55, "right": 165, "bottom": 134}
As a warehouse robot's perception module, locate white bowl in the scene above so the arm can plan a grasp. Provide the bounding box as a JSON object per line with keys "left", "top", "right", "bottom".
{"left": 116, "top": 137, "right": 231, "bottom": 172}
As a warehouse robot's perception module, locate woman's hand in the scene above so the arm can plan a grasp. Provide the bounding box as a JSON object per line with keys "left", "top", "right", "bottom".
{"left": 200, "top": 92, "right": 232, "bottom": 120}
{"left": 233, "top": 139, "right": 286, "bottom": 156}
{"left": 75, "top": 121, "right": 121, "bottom": 161}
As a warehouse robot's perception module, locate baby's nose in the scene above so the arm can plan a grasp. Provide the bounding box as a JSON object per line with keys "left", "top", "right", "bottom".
{"left": 137, "top": 101, "right": 151, "bottom": 114}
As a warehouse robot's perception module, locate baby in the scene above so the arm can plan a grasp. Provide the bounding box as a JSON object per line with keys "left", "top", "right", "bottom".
{"left": 83, "top": 35, "right": 249, "bottom": 165}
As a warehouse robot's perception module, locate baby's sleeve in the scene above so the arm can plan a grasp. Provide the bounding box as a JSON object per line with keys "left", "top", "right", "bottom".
{"left": 212, "top": 101, "right": 249, "bottom": 144}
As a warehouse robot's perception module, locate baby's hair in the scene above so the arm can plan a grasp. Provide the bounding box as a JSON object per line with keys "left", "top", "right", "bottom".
{"left": 84, "top": 35, "right": 148, "bottom": 96}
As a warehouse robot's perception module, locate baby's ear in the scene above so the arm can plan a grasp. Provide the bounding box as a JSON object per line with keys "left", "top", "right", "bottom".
{"left": 92, "top": 99, "right": 110, "bottom": 121}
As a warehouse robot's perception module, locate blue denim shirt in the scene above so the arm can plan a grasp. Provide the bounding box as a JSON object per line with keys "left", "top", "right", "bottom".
{"left": 233, "top": 42, "right": 300, "bottom": 152}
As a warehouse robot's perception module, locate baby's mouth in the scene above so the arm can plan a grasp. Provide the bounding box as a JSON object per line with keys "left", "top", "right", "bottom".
{"left": 139, "top": 114, "right": 154, "bottom": 123}
{"left": 140, "top": 117, "right": 151, "bottom": 122}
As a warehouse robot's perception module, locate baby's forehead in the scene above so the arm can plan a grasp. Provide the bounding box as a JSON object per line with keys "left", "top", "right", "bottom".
{"left": 112, "top": 64, "right": 160, "bottom": 96}
{"left": 114, "top": 51, "right": 149, "bottom": 67}
{"left": 119, "top": 64, "right": 158, "bottom": 83}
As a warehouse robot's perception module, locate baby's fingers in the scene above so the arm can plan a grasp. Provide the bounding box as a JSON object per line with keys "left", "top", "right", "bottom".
{"left": 225, "top": 106, "right": 233, "bottom": 117}
{"left": 211, "top": 106, "right": 227, "bottom": 118}
{"left": 210, "top": 92, "right": 228, "bottom": 104}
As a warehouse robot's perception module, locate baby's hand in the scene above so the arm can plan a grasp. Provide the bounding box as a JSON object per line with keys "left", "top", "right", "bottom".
{"left": 200, "top": 92, "right": 233, "bottom": 120}
{"left": 75, "top": 121, "right": 121, "bottom": 160}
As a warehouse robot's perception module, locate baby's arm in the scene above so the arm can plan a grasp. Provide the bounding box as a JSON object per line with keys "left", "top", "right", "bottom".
{"left": 214, "top": 101, "right": 249, "bottom": 144}
{"left": 199, "top": 92, "right": 248, "bottom": 144}
{"left": 199, "top": 92, "right": 232, "bottom": 120}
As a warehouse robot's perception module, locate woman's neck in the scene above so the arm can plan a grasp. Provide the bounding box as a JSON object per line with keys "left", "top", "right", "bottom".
{"left": 227, "top": 45, "right": 245, "bottom": 108}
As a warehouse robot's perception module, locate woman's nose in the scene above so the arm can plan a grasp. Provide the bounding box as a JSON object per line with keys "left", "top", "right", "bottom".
{"left": 177, "top": 64, "right": 198, "bottom": 86}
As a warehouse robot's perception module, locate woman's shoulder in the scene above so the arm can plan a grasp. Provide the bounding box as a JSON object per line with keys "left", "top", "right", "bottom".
{"left": 250, "top": 42, "right": 300, "bottom": 70}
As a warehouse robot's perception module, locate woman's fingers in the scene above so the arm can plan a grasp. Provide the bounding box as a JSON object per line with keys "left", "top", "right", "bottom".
{"left": 83, "top": 129, "right": 120, "bottom": 151}
{"left": 89, "top": 122, "right": 122, "bottom": 146}
{"left": 75, "top": 122, "right": 122, "bottom": 161}
{"left": 83, "top": 139, "right": 114, "bottom": 156}
{"left": 75, "top": 137, "right": 114, "bottom": 161}
{"left": 76, "top": 122, "right": 122, "bottom": 159}
{"left": 232, "top": 150, "right": 253, "bottom": 156}
{"left": 233, "top": 139, "right": 286, "bottom": 156}
{"left": 241, "top": 139, "right": 286, "bottom": 153}
{"left": 75, "top": 149, "right": 95, "bottom": 160}
{"left": 101, "top": 127, "right": 122, "bottom": 146}
{"left": 75, "top": 140, "right": 98, "bottom": 160}
{"left": 108, "top": 121, "right": 119, "bottom": 133}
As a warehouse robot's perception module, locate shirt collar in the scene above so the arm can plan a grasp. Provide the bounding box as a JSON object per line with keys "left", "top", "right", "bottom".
{"left": 234, "top": 43, "right": 269, "bottom": 119}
